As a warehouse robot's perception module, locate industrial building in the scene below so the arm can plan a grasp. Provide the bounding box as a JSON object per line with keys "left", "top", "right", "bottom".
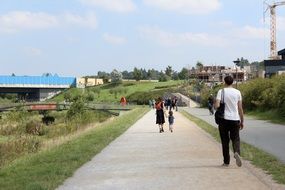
{"left": 0, "top": 74, "right": 76, "bottom": 101}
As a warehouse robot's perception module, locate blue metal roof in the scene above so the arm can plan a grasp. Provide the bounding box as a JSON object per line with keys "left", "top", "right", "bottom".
{"left": 0, "top": 75, "right": 76, "bottom": 86}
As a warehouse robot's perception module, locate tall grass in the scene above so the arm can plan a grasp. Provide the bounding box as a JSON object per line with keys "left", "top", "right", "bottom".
{"left": 0, "top": 108, "right": 148, "bottom": 190}
{"left": 0, "top": 108, "right": 112, "bottom": 168}
{"left": 0, "top": 136, "right": 41, "bottom": 167}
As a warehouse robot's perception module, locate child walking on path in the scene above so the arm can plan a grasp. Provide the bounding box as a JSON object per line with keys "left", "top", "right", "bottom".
{"left": 168, "top": 110, "right": 175, "bottom": 133}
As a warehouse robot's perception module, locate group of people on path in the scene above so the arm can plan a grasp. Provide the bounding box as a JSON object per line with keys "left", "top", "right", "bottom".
{"left": 165, "top": 97, "right": 178, "bottom": 111}
{"left": 154, "top": 75, "right": 244, "bottom": 168}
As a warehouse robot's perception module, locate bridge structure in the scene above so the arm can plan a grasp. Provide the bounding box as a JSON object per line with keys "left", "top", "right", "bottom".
{"left": 0, "top": 102, "right": 133, "bottom": 116}
{"left": 0, "top": 75, "right": 76, "bottom": 101}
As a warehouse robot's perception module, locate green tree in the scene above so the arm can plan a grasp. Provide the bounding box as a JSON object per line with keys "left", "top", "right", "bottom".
{"left": 165, "top": 65, "right": 173, "bottom": 77}
{"left": 147, "top": 69, "right": 158, "bottom": 80}
{"left": 97, "top": 71, "right": 110, "bottom": 83}
{"left": 141, "top": 68, "right": 148, "bottom": 80}
{"left": 133, "top": 67, "right": 142, "bottom": 81}
{"left": 196, "top": 61, "right": 203, "bottom": 71}
{"left": 159, "top": 71, "right": 170, "bottom": 82}
{"left": 236, "top": 57, "right": 250, "bottom": 68}
{"left": 178, "top": 67, "right": 189, "bottom": 80}
{"left": 172, "top": 71, "right": 179, "bottom": 80}
{"left": 110, "top": 69, "right": 122, "bottom": 84}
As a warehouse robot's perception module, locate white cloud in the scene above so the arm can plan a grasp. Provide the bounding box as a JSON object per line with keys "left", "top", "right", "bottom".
{"left": 0, "top": 11, "right": 58, "bottom": 33}
{"left": 103, "top": 33, "right": 126, "bottom": 45}
{"left": 143, "top": 0, "right": 221, "bottom": 14}
{"left": 80, "top": 0, "right": 136, "bottom": 13}
{"left": 63, "top": 12, "right": 97, "bottom": 29}
{"left": 235, "top": 25, "right": 269, "bottom": 39}
{"left": 138, "top": 26, "right": 227, "bottom": 47}
{"left": 0, "top": 11, "right": 98, "bottom": 33}
{"left": 24, "top": 47, "right": 43, "bottom": 56}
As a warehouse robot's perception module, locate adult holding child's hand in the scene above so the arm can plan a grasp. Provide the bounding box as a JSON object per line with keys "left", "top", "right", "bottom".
{"left": 155, "top": 97, "right": 165, "bottom": 133}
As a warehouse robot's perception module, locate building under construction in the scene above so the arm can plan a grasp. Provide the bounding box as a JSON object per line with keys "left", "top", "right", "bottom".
{"left": 189, "top": 66, "right": 246, "bottom": 83}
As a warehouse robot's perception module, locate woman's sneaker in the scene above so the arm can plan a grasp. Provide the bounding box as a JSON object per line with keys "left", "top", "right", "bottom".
{"left": 234, "top": 152, "right": 242, "bottom": 167}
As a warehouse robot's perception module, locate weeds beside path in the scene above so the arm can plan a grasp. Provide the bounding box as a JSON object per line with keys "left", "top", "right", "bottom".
{"left": 0, "top": 108, "right": 148, "bottom": 190}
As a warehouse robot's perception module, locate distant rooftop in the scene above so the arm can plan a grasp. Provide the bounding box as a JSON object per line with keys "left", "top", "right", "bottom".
{"left": 0, "top": 74, "right": 76, "bottom": 87}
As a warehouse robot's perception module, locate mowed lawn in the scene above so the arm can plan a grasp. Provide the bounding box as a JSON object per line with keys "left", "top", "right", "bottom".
{"left": 52, "top": 80, "right": 182, "bottom": 103}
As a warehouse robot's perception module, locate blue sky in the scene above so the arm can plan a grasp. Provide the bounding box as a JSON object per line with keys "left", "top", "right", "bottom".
{"left": 0, "top": 0, "right": 285, "bottom": 77}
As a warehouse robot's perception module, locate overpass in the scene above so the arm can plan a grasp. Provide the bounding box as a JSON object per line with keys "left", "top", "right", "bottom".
{"left": 0, "top": 75, "right": 76, "bottom": 101}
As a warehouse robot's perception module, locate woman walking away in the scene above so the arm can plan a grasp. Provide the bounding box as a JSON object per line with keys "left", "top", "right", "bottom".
{"left": 168, "top": 110, "right": 175, "bottom": 133}
{"left": 155, "top": 97, "right": 165, "bottom": 133}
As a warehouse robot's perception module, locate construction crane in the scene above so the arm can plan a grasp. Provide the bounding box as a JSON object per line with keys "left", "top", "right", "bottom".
{"left": 264, "top": 1, "right": 285, "bottom": 59}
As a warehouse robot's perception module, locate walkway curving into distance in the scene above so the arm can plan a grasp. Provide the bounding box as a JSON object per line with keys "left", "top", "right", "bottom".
{"left": 57, "top": 109, "right": 284, "bottom": 190}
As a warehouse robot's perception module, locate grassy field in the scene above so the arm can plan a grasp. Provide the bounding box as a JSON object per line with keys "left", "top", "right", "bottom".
{"left": 51, "top": 80, "right": 182, "bottom": 103}
{"left": 0, "top": 107, "right": 149, "bottom": 190}
{"left": 181, "top": 111, "right": 285, "bottom": 184}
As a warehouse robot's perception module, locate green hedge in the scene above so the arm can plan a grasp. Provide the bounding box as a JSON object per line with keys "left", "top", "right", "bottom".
{"left": 126, "top": 89, "right": 170, "bottom": 105}
{"left": 239, "top": 75, "right": 285, "bottom": 116}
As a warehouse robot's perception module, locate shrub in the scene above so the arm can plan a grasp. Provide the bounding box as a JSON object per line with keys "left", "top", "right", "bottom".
{"left": 126, "top": 89, "right": 169, "bottom": 105}
{"left": 86, "top": 92, "right": 95, "bottom": 102}
{"left": 239, "top": 78, "right": 273, "bottom": 111}
{"left": 238, "top": 76, "right": 285, "bottom": 118}
{"left": 66, "top": 98, "right": 85, "bottom": 120}
{"left": 25, "top": 119, "right": 43, "bottom": 135}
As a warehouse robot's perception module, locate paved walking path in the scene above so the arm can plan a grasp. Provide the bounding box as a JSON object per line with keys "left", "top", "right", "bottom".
{"left": 57, "top": 109, "right": 284, "bottom": 190}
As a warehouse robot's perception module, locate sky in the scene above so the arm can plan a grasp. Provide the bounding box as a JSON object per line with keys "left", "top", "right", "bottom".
{"left": 0, "top": 0, "right": 285, "bottom": 77}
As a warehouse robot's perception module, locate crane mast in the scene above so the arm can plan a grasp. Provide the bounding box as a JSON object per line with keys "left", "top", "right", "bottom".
{"left": 264, "top": 1, "right": 285, "bottom": 59}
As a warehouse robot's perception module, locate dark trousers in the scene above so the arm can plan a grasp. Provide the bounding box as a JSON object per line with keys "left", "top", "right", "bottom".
{"left": 218, "top": 119, "right": 240, "bottom": 164}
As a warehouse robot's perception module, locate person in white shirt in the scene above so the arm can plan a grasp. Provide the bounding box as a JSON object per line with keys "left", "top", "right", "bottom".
{"left": 214, "top": 75, "right": 244, "bottom": 167}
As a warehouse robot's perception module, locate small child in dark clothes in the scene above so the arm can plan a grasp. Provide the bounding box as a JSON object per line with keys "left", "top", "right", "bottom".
{"left": 168, "top": 110, "right": 175, "bottom": 132}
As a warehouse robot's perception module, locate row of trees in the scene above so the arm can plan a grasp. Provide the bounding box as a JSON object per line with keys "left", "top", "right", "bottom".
{"left": 95, "top": 58, "right": 263, "bottom": 84}
{"left": 95, "top": 66, "right": 189, "bottom": 83}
